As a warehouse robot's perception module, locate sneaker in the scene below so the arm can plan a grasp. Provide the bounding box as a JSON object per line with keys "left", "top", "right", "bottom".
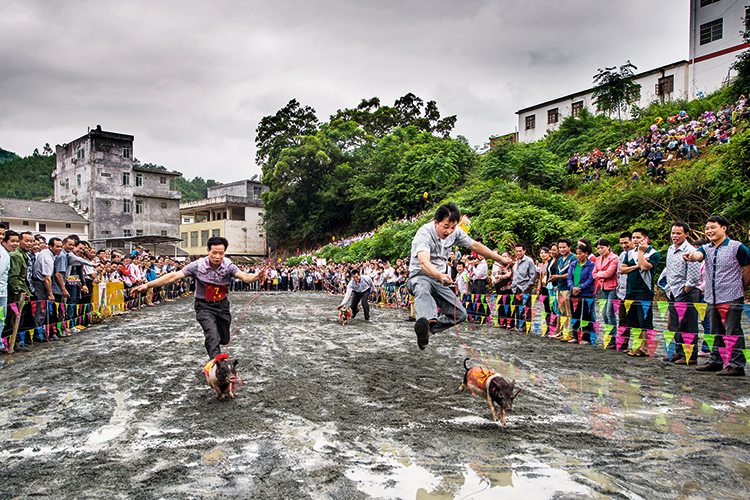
{"left": 696, "top": 363, "right": 723, "bottom": 372}
{"left": 415, "top": 317, "right": 430, "bottom": 350}
{"left": 716, "top": 366, "right": 746, "bottom": 376}
{"left": 697, "top": 351, "right": 711, "bottom": 358}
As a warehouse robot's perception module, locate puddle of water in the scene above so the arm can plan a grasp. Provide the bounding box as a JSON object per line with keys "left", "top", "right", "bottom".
{"left": 346, "top": 456, "right": 599, "bottom": 500}
{"left": 87, "top": 425, "right": 125, "bottom": 444}
{"left": 10, "top": 427, "right": 40, "bottom": 439}
{"left": 202, "top": 448, "right": 228, "bottom": 465}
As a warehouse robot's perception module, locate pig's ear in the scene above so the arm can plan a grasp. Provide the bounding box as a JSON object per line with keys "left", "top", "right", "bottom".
{"left": 233, "top": 359, "right": 239, "bottom": 367}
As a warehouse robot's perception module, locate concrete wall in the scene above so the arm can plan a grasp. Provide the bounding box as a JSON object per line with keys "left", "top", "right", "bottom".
{"left": 179, "top": 205, "right": 264, "bottom": 256}
{"left": 0, "top": 219, "right": 88, "bottom": 241}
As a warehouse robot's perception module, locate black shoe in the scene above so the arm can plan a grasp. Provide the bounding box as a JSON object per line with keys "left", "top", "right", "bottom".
{"left": 696, "top": 363, "right": 723, "bottom": 372}
{"left": 415, "top": 317, "right": 430, "bottom": 350}
{"left": 14, "top": 345, "right": 29, "bottom": 352}
{"left": 405, "top": 317, "right": 416, "bottom": 322}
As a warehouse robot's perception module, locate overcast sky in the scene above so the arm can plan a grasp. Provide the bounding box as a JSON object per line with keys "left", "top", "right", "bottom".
{"left": 2, "top": 0, "right": 689, "bottom": 183}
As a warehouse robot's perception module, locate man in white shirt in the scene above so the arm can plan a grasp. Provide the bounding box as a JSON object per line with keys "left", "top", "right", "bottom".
{"left": 336, "top": 269, "right": 374, "bottom": 322}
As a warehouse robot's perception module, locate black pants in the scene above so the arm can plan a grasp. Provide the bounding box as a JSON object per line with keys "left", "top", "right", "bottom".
{"left": 195, "top": 298, "right": 232, "bottom": 359}
{"left": 571, "top": 294, "right": 594, "bottom": 343}
{"left": 351, "top": 289, "right": 370, "bottom": 321}
{"left": 668, "top": 288, "right": 700, "bottom": 361}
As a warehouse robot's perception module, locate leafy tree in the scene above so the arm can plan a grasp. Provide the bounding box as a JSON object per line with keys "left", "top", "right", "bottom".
{"left": 592, "top": 60, "right": 641, "bottom": 144}
{"left": 481, "top": 141, "right": 566, "bottom": 190}
{"left": 0, "top": 147, "right": 20, "bottom": 164}
{"left": 255, "top": 99, "right": 319, "bottom": 168}
{"left": 0, "top": 153, "right": 55, "bottom": 200}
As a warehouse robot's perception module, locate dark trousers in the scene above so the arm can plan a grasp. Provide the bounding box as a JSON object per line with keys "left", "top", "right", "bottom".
{"left": 512, "top": 287, "right": 532, "bottom": 328}
{"left": 32, "top": 280, "right": 49, "bottom": 329}
{"left": 195, "top": 298, "right": 232, "bottom": 359}
{"left": 626, "top": 291, "right": 654, "bottom": 353}
{"left": 351, "top": 290, "right": 370, "bottom": 321}
{"left": 706, "top": 298, "right": 746, "bottom": 369}
{"left": 668, "top": 288, "right": 700, "bottom": 361}
{"left": 572, "top": 294, "right": 594, "bottom": 343}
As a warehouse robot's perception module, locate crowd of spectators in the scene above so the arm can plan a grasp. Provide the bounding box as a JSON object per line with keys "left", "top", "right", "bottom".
{"left": 569, "top": 96, "right": 748, "bottom": 185}
{"left": 0, "top": 227, "right": 191, "bottom": 353}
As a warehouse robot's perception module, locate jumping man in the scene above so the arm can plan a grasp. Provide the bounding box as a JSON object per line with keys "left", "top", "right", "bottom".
{"left": 134, "top": 236, "right": 266, "bottom": 359}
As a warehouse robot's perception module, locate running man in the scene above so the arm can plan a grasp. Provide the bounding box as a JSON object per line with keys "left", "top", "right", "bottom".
{"left": 408, "top": 202, "right": 512, "bottom": 350}
{"left": 336, "top": 269, "right": 374, "bottom": 322}
{"left": 134, "top": 236, "right": 266, "bottom": 359}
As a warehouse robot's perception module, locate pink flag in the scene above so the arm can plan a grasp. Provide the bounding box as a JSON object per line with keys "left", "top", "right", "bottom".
{"left": 616, "top": 335, "right": 626, "bottom": 351}
{"left": 612, "top": 299, "right": 621, "bottom": 312}
{"left": 718, "top": 347, "right": 732, "bottom": 367}
{"left": 674, "top": 302, "right": 687, "bottom": 323}
{"left": 716, "top": 304, "right": 730, "bottom": 324}
{"left": 723, "top": 335, "right": 739, "bottom": 352}
{"left": 9, "top": 302, "right": 19, "bottom": 317}
{"left": 681, "top": 332, "right": 695, "bottom": 346}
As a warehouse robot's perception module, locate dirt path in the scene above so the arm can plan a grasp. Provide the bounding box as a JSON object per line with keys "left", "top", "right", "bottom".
{"left": 1, "top": 292, "right": 749, "bottom": 499}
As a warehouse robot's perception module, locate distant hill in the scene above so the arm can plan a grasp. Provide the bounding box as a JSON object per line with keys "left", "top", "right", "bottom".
{"left": 0, "top": 153, "right": 55, "bottom": 200}
{"left": 0, "top": 148, "right": 20, "bottom": 164}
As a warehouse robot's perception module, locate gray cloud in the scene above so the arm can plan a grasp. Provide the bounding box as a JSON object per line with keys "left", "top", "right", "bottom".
{"left": 1, "top": 0, "right": 689, "bottom": 182}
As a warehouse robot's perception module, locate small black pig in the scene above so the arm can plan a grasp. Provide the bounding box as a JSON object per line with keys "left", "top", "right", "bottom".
{"left": 205, "top": 355, "right": 239, "bottom": 400}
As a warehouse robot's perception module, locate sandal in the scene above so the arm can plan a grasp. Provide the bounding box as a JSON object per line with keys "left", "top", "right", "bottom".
{"left": 626, "top": 350, "right": 646, "bottom": 357}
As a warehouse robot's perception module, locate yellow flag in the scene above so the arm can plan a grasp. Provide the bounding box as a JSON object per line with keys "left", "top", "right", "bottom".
{"left": 603, "top": 333, "right": 612, "bottom": 349}
{"left": 683, "top": 343, "right": 694, "bottom": 361}
{"left": 624, "top": 300, "right": 634, "bottom": 312}
{"left": 510, "top": 305, "right": 516, "bottom": 315}
{"left": 694, "top": 302, "right": 707, "bottom": 321}
{"left": 526, "top": 321, "right": 531, "bottom": 333}
{"left": 531, "top": 295, "right": 538, "bottom": 307}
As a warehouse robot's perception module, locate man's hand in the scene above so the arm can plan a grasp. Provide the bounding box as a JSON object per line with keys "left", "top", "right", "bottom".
{"left": 134, "top": 284, "right": 148, "bottom": 294}
{"left": 47, "top": 294, "right": 54, "bottom": 301}
{"left": 440, "top": 274, "right": 454, "bottom": 286}
{"left": 256, "top": 268, "right": 267, "bottom": 282}
{"left": 683, "top": 252, "right": 694, "bottom": 262}
{"left": 82, "top": 286, "right": 89, "bottom": 294}
{"left": 62, "top": 289, "right": 70, "bottom": 299}
{"left": 572, "top": 287, "right": 581, "bottom": 296}
{"left": 638, "top": 242, "right": 649, "bottom": 253}
{"left": 336, "top": 304, "right": 343, "bottom": 310}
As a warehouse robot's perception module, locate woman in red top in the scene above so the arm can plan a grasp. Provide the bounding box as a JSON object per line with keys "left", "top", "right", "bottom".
{"left": 593, "top": 238, "right": 619, "bottom": 327}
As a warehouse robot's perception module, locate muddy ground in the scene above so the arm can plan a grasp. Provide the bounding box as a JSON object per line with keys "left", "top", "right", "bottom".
{"left": 1, "top": 291, "right": 749, "bottom": 499}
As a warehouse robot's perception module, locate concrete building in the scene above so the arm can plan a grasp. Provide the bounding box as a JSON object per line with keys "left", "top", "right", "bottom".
{"left": 511, "top": 1, "right": 749, "bottom": 144}
{"left": 515, "top": 61, "right": 690, "bottom": 143}
{"left": 53, "top": 126, "right": 182, "bottom": 245}
{"left": 179, "top": 179, "right": 268, "bottom": 260}
{"left": 0, "top": 197, "right": 89, "bottom": 241}
{"left": 690, "top": 0, "right": 750, "bottom": 96}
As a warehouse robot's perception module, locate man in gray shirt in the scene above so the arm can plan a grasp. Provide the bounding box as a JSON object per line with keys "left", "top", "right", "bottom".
{"left": 336, "top": 269, "right": 374, "bottom": 322}
{"left": 511, "top": 244, "right": 537, "bottom": 330}
{"left": 659, "top": 222, "right": 701, "bottom": 364}
{"left": 32, "top": 237, "right": 64, "bottom": 336}
{"left": 407, "top": 202, "right": 511, "bottom": 350}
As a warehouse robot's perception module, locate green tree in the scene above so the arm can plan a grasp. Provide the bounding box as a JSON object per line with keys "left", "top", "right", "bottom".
{"left": 592, "top": 60, "right": 641, "bottom": 144}
{"left": 255, "top": 99, "right": 319, "bottom": 167}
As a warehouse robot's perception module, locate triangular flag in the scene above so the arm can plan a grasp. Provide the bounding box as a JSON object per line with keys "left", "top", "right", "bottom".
{"left": 674, "top": 302, "right": 688, "bottom": 323}
{"left": 550, "top": 313, "right": 557, "bottom": 324}
{"left": 612, "top": 299, "right": 621, "bottom": 312}
{"left": 541, "top": 324, "right": 548, "bottom": 336}
{"left": 663, "top": 331, "right": 676, "bottom": 345}
{"left": 742, "top": 349, "right": 750, "bottom": 365}
{"left": 648, "top": 338, "right": 658, "bottom": 358}
{"left": 694, "top": 303, "right": 707, "bottom": 321}
{"left": 716, "top": 304, "right": 730, "bottom": 324}
{"left": 9, "top": 302, "right": 19, "bottom": 317}
{"left": 510, "top": 305, "right": 516, "bottom": 315}
{"left": 657, "top": 301, "right": 669, "bottom": 319}
{"left": 0, "top": 306, "right": 4, "bottom": 325}
{"left": 665, "top": 341, "right": 676, "bottom": 360}
{"left": 641, "top": 301, "right": 652, "bottom": 317}
{"left": 744, "top": 304, "right": 750, "bottom": 324}
{"left": 598, "top": 299, "right": 606, "bottom": 314}
{"left": 592, "top": 322, "right": 600, "bottom": 334}
{"left": 590, "top": 330, "right": 598, "bottom": 346}
{"left": 571, "top": 298, "right": 579, "bottom": 309}
{"left": 718, "top": 347, "right": 732, "bottom": 367}
{"left": 616, "top": 334, "right": 626, "bottom": 351}
{"left": 603, "top": 332, "right": 612, "bottom": 349}
{"left": 525, "top": 321, "right": 531, "bottom": 333}
{"left": 531, "top": 295, "right": 538, "bottom": 307}
{"left": 647, "top": 329, "right": 656, "bottom": 344}
{"left": 702, "top": 334, "right": 715, "bottom": 351}
{"left": 681, "top": 332, "right": 696, "bottom": 346}
{"left": 30, "top": 301, "right": 36, "bottom": 315}
{"left": 723, "top": 335, "right": 739, "bottom": 352}
{"left": 624, "top": 300, "right": 633, "bottom": 313}
{"left": 683, "top": 344, "right": 695, "bottom": 361}
{"left": 581, "top": 320, "right": 589, "bottom": 327}
{"left": 577, "top": 331, "right": 584, "bottom": 343}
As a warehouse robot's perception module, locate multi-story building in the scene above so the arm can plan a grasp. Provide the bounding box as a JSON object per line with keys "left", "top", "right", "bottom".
{"left": 511, "top": 1, "right": 749, "bottom": 144}
{"left": 0, "top": 197, "right": 89, "bottom": 241}
{"left": 53, "top": 126, "right": 182, "bottom": 243}
{"left": 690, "top": 0, "right": 750, "bottom": 96}
{"left": 179, "top": 179, "right": 267, "bottom": 260}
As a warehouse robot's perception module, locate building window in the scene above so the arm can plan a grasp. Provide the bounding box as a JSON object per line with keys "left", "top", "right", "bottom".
{"left": 212, "top": 229, "right": 220, "bottom": 237}
{"left": 160, "top": 201, "right": 167, "bottom": 209}
{"left": 547, "top": 108, "right": 559, "bottom": 124}
{"left": 160, "top": 177, "right": 166, "bottom": 184}
{"left": 700, "top": 18, "right": 723, "bottom": 45}
{"left": 258, "top": 234, "right": 264, "bottom": 238}
{"left": 135, "top": 199, "right": 144, "bottom": 214}
{"left": 182, "top": 216, "right": 193, "bottom": 223}
{"left": 627, "top": 87, "right": 641, "bottom": 102}
{"left": 571, "top": 101, "right": 583, "bottom": 118}
{"left": 190, "top": 231, "right": 198, "bottom": 247}
{"left": 65, "top": 178, "right": 69, "bottom": 190}
{"left": 160, "top": 230, "right": 168, "bottom": 236}
{"left": 101, "top": 230, "right": 111, "bottom": 235}
{"left": 123, "top": 229, "right": 132, "bottom": 237}
{"left": 123, "top": 199, "right": 132, "bottom": 214}
{"left": 100, "top": 172, "right": 111, "bottom": 178}
{"left": 656, "top": 75, "right": 675, "bottom": 96}
{"left": 65, "top": 223, "right": 72, "bottom": 228}
{"left": 525, "top": 115, "right": 536, "bottom": 130}
{"left": 746, "top": 7, "right": 750, "bottom": 31}
{"left": 123, "top": 171, "right": 130, "bottom": 185}
{"left": 700, "top": 0, "right": 720, "bottom": 6}
{"left": 201, "top": 230, "right": 209, "bottom": 247}
{"left": 181, "top": 232, "right": 188, "bottom": 247}
{"left": 76, "top": 173, "right": 81, "bottom": 187}
{"left": 101, "top": 200, "right": 111, "bottom": 206}
{"left": 135, "top": 173, "right": 143, "bottom": 187}
{"left": 22, "top": 220, "right": 29, "bottom": 226}
{"left": 135, "top": 229, "right": 144, "bottom": 236}
{"left": 253, "top": 186, "right": 263, "bottom": 200}
{"left": 77, "top": 149, "right": 84, "bottom": 159}
{"left": 123, "top": 146, "right": 131, "bottom": 159}
{"left": 39, "top": 223, "right": 46, "bottom": 232}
